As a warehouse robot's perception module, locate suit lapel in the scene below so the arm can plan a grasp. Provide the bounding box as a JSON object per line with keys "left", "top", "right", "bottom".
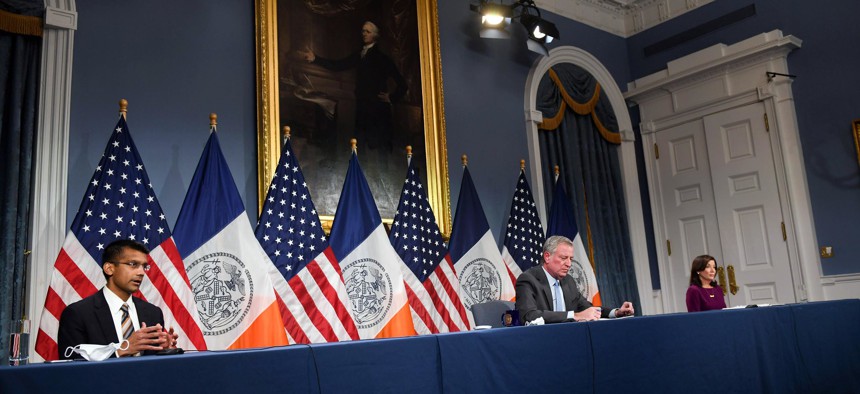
{"left": 561, "top": 276, "right": 582, "bottom": 309}
{"left": 534, "top": 268, "right": 554, "bottom": 310}
{"left": 561, "top": 276, "right": 574, "bottom": 308}
{"left": 132, "top": 297, "right": 152, "bottom": 327}
{"left": 93, "top": 290, "right": 120, "bottom": 343}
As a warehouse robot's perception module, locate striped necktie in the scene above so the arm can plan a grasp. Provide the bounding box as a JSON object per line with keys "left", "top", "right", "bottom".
{"left": 553, "top": 281, "right": 564, "bottom": 312}
{"left": 120, "top": 303, "right": 134, "bottom": 340}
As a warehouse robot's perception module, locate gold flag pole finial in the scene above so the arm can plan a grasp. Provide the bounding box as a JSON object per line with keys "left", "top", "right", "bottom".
{"left": 406, "top": 145, "right": 413, "bottom": 158}
{"left": 209, "top": 113, "right": 218, "bottom": 132}
{"left": 119, "top": 99, "right": 128, "bottom": 119}
{"left": 554, "top": 165, "right": 560, "bottom": 176}
{"left": 461, "top": 154, "right": 468, "bottom": 167}
{"left": 283, "top": 126, "right": 291, "bottom": 143}
{"left": 520, "top": 159, "right": 526, "bottom": 170}
{"left": 350, "top": 138, "right": 358, "bottom": 153}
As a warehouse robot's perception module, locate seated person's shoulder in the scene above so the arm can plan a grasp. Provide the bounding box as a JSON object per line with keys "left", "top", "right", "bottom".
{"left": 520, "top": 266, "right": 542, "bottom": 279}
{"left": 62, "top": 292, "right": 98, "bottom": 315}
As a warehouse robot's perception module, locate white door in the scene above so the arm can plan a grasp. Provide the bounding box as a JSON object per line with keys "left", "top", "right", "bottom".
{"left": 655, "top": 102, "right": 796, "bottom": 310}
{"left": 703, "top": 103, "right": 795, "bottom": 306}
{"left": 656, "top": 119, "right": 725, "bottom": 312}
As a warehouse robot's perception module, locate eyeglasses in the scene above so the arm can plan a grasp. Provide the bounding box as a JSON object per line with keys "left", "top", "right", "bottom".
{"left": 112, "top": 261, "right": 151, "bottom": 272}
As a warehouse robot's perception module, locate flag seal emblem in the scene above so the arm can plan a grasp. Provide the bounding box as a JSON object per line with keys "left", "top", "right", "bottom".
{"left": 187, "top": 252, "right": 254, "bottom": 335}
{"left": 343, "top": 258, "right": 392, "bottom": 329}
{"left": 568, "top": 259, "right": 590, "bottom": 298}
{"left": 460, "top": 258, "right": 501, "bottom": 308}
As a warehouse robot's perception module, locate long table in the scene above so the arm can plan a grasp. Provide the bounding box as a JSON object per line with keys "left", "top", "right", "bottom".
{"left": 2, "top": 300, "right": 858, "bottom": 393}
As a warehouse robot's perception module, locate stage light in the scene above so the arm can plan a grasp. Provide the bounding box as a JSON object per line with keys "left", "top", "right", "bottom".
{"left": 471, "top": 1, "right": 513, "bottom": 39}
{"left": 470, "top": 0, "right": 560, "bottom": 55}
{"left": 521, "top": 13, "right": 559, "bottom": 41}
{"left": 520, "top": 12, "right": 559, "bottom": 55}
{"left": 481, "top": 3, "right": 511, "bottom": 26}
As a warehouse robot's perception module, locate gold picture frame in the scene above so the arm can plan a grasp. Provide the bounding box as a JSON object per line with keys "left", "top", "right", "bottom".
{"left": 854, "top": 119, "right": 860, "bottom": 168}
{"left": 254, "top": 0, "right": 451, "bottom": 236}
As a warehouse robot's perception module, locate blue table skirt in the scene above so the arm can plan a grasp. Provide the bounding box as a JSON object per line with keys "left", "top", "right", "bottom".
{"left": 1, "top": 300, "right": 857, "bottom": 393}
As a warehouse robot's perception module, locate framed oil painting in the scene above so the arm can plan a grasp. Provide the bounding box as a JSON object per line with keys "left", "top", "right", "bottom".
{"left": 255, "top": 0, "right": 451, "bottom": 236}
{"left": 854, "top": 119, "right": 860, "bottom": 168}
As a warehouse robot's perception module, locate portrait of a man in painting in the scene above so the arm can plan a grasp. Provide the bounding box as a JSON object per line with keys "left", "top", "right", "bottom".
{"left": 277, "top": 0, "right": 426, "bottom": 219}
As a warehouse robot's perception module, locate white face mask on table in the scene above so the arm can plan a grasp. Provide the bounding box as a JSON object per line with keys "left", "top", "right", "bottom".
{"left": 64, "top": 340, "right": 128, "bottom": 361}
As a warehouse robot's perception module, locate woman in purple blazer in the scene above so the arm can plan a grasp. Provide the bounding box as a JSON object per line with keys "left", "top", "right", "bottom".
{"left": 686, "top": 255, "right": 727, "bottom": 312}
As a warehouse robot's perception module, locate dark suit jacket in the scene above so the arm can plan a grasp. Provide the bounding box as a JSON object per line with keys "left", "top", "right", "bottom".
{"left": 314, "top": 45, "right": 407, "bottom": 147}
{"left": 57, "top": 289, "right": 164, "bottom": 360}
{"left": 515, "top": 265, "right": 610, "bottom": 324}
{"left": 314, "top": 45, "right": 407, "bottom": 103}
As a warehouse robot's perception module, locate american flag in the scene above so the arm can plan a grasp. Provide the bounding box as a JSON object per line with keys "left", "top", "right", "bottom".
{"left": 254, "top": 137, "right": 359, "bottom": 343}
{"left": 501, "top": 168, "right": 545, "bottom": 278}
{"left": 35, "top": 116, "right": 206, "bottom": 360}
{"left": 390, "top": 156, "right": 470, "bottom": 333}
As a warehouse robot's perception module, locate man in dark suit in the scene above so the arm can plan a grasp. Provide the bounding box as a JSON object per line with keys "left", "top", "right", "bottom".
{"left": 516, "top": 235, "right": 635, "bottom": 324}
{"left": 298, "top": 20, "right": 407, "bottom": 151}
{"left": 58, "top": 239, "right": 179, "bottom": 359}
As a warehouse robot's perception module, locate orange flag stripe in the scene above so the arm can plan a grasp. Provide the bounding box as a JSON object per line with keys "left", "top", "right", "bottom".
{"left": 375, "top": 304, "right": 417, "bottom": 339}
{"left": 228, "top": 301, "right": 289, "bottom": 349}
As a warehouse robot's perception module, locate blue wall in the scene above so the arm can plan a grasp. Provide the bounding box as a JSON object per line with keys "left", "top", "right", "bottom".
{"left": 626, "top": 0, "right": 860, "bottom": 275}
{"left": 68, "top": 1, "right": 259, "bottom": 227}
{"left": 67, "top": 0, "right": 860, "bottom": 280}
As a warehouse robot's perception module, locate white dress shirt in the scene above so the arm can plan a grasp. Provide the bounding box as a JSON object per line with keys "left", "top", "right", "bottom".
{"left": 102, "top": 287, "right": 141, "bottom": 343}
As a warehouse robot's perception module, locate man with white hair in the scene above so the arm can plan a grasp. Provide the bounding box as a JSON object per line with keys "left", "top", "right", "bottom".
{"left": 515, "top": 235, "right": 635, "bottom": 324}
{"left": 298, "top": 21, "right": 406, "bottom": 151}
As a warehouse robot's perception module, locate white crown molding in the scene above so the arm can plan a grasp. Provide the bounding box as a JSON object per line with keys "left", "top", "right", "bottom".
{"left": 536, "top": 0, "right": 712, "bottom": 37}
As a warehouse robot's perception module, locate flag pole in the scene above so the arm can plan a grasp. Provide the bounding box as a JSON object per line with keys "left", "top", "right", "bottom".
{"left": 350, "top": 138, "right": 357, "bottom": 153}
{"left": 581, "top": 177, "right": 596, "bottom": 272}
{"left": 461, "top": 154, "right": 467, "bottom": 167}
{"left": 520, "top": 159, "right": 525, "bottom": 172}
{"left": 209, "top": 113, "right": 218, "bottom": 133}
{"left": 119, "top": 98, "right": 128, "bottom": 120}
{"left": 406, "top": 145, "right": 412, "bottom": 166}
{"left": 282, "top": 126, "right": 291, "bottom": 144}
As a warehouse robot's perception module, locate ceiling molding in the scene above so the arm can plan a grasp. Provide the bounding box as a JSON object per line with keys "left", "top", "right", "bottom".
{"left": 536, "top": 0, "right": 713, "bottom": 37}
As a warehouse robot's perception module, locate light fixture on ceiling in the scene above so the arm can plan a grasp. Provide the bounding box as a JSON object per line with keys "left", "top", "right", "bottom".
{"left": 470, "top": 0, "right": 560, "bottom": 55}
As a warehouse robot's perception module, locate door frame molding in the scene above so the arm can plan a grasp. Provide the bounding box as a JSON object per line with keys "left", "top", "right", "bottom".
{"left": 625, "top": 30, "right": 822, "bottom": 312}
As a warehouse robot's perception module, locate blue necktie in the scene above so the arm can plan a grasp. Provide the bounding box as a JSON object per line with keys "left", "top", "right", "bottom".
{"left": 553, "top": 281, "right": 564, "bottom": 312}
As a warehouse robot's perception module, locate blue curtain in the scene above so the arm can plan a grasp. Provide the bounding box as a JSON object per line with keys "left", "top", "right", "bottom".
{"left": 0, "top": 0, "right": 43, "bottom": 363}
{"left": 536, "top": 63, "right": 641, "bottom": 312}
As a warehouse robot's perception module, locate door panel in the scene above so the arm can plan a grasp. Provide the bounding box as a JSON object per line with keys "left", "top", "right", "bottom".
{"left": 656, "top": 119, "right": 723, "bottom": 312}
{"left": 703, "top": 103, "right": 795, "bottom": 305}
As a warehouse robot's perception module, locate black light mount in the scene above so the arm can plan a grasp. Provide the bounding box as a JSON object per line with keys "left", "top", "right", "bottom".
{"left": 470, "top": 0, "right": 560, "bottom": 54}
{"left": 766, "top": 71, "right": 797, "bottom": 82}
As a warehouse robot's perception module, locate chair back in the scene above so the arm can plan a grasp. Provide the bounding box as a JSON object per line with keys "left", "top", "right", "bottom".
{"left": 471, "top": 300, "right": 516, "bottom": 328}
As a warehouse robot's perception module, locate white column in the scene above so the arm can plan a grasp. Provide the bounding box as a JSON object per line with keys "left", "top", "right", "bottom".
{"left": 27, "top": 0, "right": 76, "bottom": 363}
